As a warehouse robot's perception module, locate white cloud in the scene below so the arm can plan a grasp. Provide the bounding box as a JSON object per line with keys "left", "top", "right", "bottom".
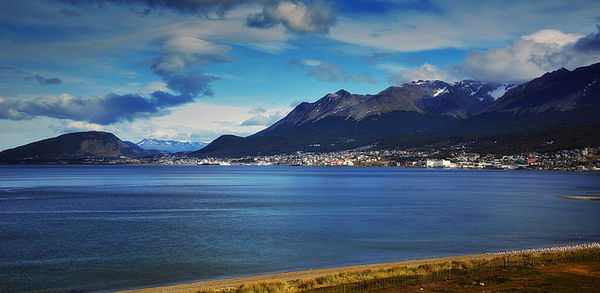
{"left": 328, "top": 0, "right": 600, "bottom": 52}
{"left": 521, "top": 29, "right": 581, "bottom": 46}
{"left": 303, "top": 59, "right": 322, "bottom": 66}
{"left": 143, "top": 81, "right": 169, "bottom": 94}
{"left": 463, "top": 29, "right": 600, "bottom": 82}
{"left": 376, "top": 63, "right": 406, "bottom": 73}
{"left": 0, "top": 101, "right": 295, "bottom": 147}
{"left": 241, "top": 108, "right": 290, "bottom": 126}
{"left": 116, "top": 102, "right": 293, "bottom": 143}
{"left": 246, "top": 1, "right": 336, "bottom": 33}
{"left": 152, "top": 36, "right": 235, "bottom": 76}
{"left": 390, "top": 63, "right": 460, "bottom": 83}
{"left": 148, "top": 128, "right": 180, "bottom": 140}
{"left": 58, "top": 121, "right": 104, "bottom": 132}
{"left": 243, "top": 41, "right": 296, "bottom": 54}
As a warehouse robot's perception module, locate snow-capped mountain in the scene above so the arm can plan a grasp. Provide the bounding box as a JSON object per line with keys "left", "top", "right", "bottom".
{"left": 136, "top": 139, "right": 207, "bottom": 153}
{"left": 255, "top": 79, "right": 511, "bottom": 137}
{"left": 193, "top": 62, "right": 600, "bottom": 157}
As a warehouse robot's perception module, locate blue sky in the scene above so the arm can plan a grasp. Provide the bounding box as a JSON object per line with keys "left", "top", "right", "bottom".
{"left": 1, "top": 0, "right": 600, "bottom": 149}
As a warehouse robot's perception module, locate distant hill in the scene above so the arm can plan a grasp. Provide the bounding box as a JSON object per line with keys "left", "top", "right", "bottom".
{"left": 0, "top": 131, "right": 156, "bottom": 162}
{"left": 136, "top": 138, "right": 207, "bottom": 153}
{"left": 193, "top": 62, "right": 600, "bottom": 157}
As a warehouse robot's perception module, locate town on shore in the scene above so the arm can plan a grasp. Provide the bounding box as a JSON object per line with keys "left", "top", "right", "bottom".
{"left": 85, "top": 147, "right": 600, "bottom": 172}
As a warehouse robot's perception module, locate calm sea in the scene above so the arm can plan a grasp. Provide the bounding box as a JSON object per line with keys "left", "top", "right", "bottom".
{"left": 1, "top": 165, "right": 599, "bottom": 292}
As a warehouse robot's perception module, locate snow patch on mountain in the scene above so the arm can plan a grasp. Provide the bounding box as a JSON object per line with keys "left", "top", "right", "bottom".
{"left": 489, "top": 85, "right": 516, "bottom": 100}
{"left": 433, "top": 87, "right": 448, "bottom": 97}
{"left": 137, "top": 139, "right": 208, "bottom": 153}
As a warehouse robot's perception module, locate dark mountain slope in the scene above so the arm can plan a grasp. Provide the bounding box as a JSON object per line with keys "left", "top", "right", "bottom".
{"left": 444, "top": 62, "right": 600, "bottom": 135}
{"left": 194, "top": 62, "right": 600, "bottom": 157}
{"left": 484, "top": 63, "right": 600, "bottom": 113}
{"left": 0, "top": 131, "right": 155, "bottom": 162}
{"left": 254, "top": 80, "right": 501, "bottom": 138}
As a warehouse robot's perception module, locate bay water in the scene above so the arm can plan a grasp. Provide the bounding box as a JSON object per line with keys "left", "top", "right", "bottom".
{"left": 1, "top": 165, "right": 599, "bottom": 292}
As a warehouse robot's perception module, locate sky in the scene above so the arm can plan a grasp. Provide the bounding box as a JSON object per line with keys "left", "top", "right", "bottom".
{"left": 1, "top": 0, "right": 600, "bottom": 150}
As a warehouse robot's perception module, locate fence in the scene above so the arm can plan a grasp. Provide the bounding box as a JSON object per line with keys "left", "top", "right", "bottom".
{"left": 300, "top": 248, "right": 600, "bottom": 293}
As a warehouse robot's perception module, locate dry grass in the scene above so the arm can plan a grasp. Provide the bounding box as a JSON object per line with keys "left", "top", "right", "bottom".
{"left": 196, "top": 281, "right": 292, "bottom": 293}
{"left": 190, "top": 248, "right": 600, "bottom": 293}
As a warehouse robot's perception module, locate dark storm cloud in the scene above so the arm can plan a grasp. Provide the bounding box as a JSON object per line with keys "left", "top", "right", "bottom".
{"left": 0, "top": 66, "right": 62, "bottom": 85}
{"left": 0, "top": 65, "right": 24, "bottom": 74}
{"left": 66, "top": 0, "right": 336, "bottom": 34}
{"left": 66, "top": 0, "right": 268, "bottom": 16}
{"left": 574, "top": 25, "right": 600, "bottom": 52}
{"left": 25, "top": 74, "right": 62, "bottom": 85}
{"left": 161, "top": 70, "right": 217, "bottom": 99}
{"left": 0, "top": 70, "right": 218, "bottom": 124}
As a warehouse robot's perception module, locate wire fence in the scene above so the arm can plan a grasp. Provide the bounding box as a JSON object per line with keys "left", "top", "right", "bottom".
{"left": 300, "top": 249, "right": 600, "bottom": 293}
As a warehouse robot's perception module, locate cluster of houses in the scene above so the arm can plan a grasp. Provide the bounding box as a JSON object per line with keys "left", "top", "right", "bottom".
{"left": 148, "top": 147, "right": 599, "bottom": 171}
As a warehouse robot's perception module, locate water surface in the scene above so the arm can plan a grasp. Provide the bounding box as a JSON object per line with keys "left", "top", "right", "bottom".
{"left": 1, "top": 165, "right": 599, "bottom": 292}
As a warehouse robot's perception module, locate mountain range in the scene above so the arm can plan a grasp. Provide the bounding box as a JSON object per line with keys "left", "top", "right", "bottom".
{"left": 134, "top": 139, "right": 207, "bottom": 153}
{"left": 1, "top": 62, "right": 599, "bottom": 161}
{"left": 193, "top": 62, "right": 600, "bottom": 157}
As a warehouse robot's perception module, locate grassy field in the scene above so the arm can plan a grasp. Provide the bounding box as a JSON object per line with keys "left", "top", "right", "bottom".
{"left": 365, "top": 261, "right": 600, "bottom": 292}
{"left": 122, "top": 248, "right": 600, "bottom": 293}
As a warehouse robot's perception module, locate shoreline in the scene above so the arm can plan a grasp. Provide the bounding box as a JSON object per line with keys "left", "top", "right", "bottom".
{"left": 119, "top": 242, "right": 600, "bottom": 293}
{"left": 118, "top": 254, "right": 493, "bottom": 293}
{"left": 2, "top": 163, "right": 599, "bottom": 173}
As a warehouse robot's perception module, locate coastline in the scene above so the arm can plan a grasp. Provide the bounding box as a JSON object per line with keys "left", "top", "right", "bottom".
{"left": 2, "top": 163, "right": 599, "bottom": 173}
{"left": 119, "top": 242, "right": 600, "bottom": 293}
{"left": 118, "top": 253, "right": 493, "bottom": 293}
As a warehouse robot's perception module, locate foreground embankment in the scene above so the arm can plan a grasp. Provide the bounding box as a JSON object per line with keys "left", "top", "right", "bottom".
{"left": 120, "top": 243, "right": 600, "bottom": 293}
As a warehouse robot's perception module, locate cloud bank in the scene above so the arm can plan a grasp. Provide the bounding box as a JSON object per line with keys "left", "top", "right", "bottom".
{"left": 0, "top": 70, "right": 217, "bottom": 124}
{"left": 72, "top": 0, "right": 336, "bottom": 34}
{"left": 463, "top": 27, "right": 600, "bottom": 82}
{"left": 241, "top": 107, "right": 291, "bottom": 126}
{"left": 73, "top": 0, "right": 268, "bottom": 15}
{"left": 0, "top": 35, "right": 226, "bottom": 124}
{"left": 329, "top": 0, "right": 600, "bottom": 52}
{"left": 389, "top": 27, "right": 600, "bottom": 84}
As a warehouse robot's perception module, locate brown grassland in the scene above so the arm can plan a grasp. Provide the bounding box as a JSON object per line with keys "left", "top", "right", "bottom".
{"left": 121, "top": 248, "right": 600, "bottom": 293}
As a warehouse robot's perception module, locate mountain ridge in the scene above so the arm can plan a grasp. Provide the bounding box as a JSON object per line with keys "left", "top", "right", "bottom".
{"left": 255, "top": 80, "right": 506, "bottom": 137}
{"left": 136, "top": 138, "right": 207, "bottom": 153}
{"left": 194, "top": 62, "right": 600, "bottom": 157}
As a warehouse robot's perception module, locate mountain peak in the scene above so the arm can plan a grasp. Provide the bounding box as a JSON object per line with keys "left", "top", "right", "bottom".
{"left": 335, "top": 89, "right": 351, "bottom": 96}
{"left": 403, "top": 80, "right": 445, "bottom": 87}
